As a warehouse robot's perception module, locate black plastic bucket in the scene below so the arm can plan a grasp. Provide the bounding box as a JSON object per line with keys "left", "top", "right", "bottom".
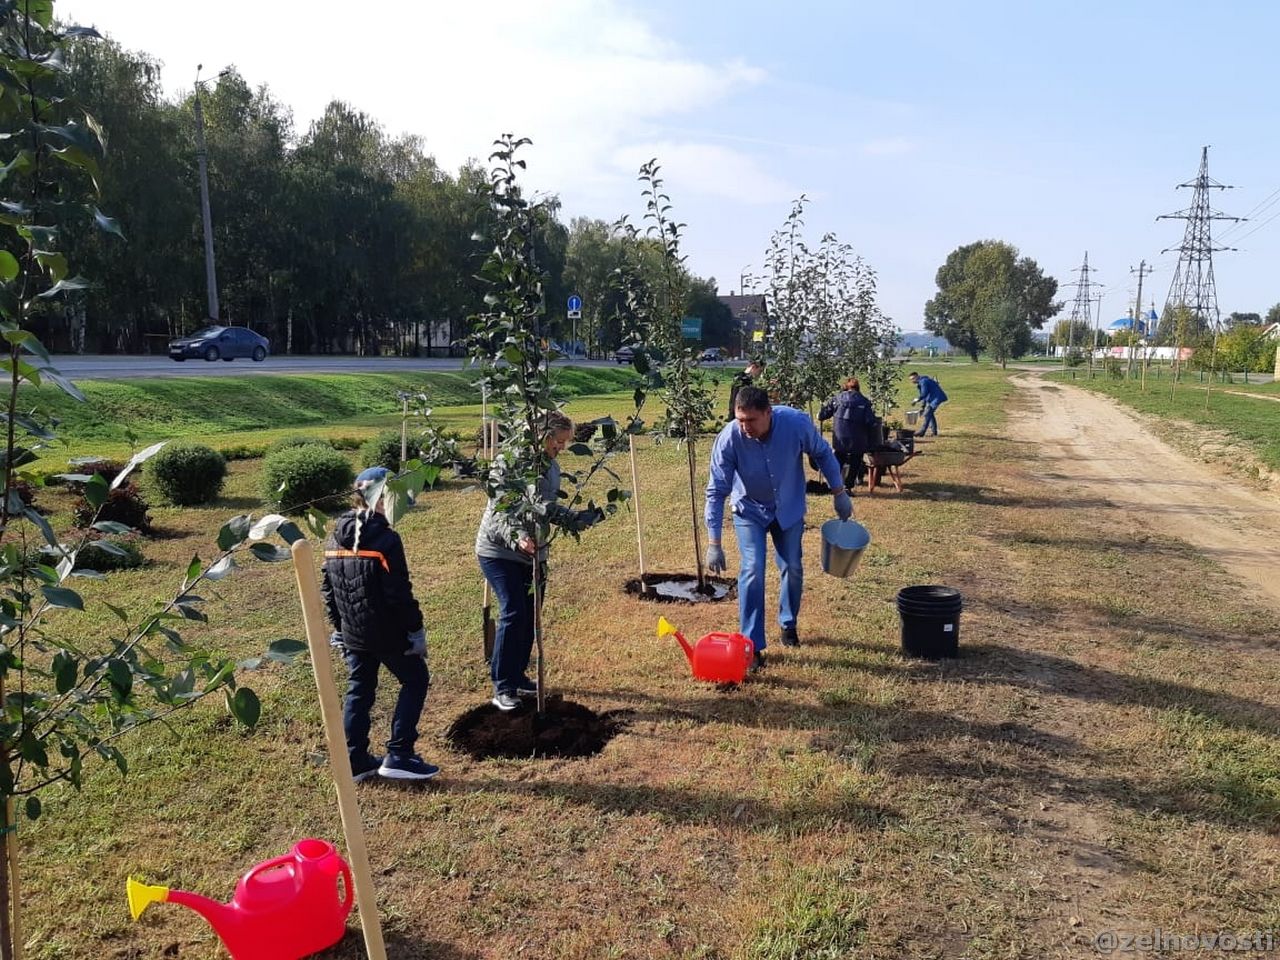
{"left": 896, "top": 585, "right": 962, "bottom": 659}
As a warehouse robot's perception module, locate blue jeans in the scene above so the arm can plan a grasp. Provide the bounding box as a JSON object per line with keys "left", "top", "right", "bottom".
{"left": 479, "top": 556, "right": 542, "bottom": 695}
{"left": 733, "top": 517, "right": 804, "bottom": 652}
{"left": 917, "top": 403, "right": 939, "bottom": 436}
{"left": 343, "top": 646, "right": 429, "bottom": 763}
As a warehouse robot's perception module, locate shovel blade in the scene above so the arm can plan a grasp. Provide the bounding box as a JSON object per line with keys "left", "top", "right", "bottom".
{"left": 483, "top": 606, "right": 495, "bottom": 662}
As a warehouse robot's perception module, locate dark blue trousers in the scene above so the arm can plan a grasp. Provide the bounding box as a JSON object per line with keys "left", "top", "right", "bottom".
{"left": 343, "top": 646, "right": 429, "bottom": 763}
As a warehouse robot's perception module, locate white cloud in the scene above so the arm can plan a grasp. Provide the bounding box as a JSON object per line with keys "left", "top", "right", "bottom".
{"left": 62, "top": 0, "right": 766, "bottom": 201}
{"left": 612, "top": 141, "right": 797, "bottom": 206}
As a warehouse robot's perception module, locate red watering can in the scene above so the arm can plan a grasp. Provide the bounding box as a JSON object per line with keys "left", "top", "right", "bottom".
{"left": 658, "top": 616, "right": 755, "bottom": 684}
{"left": 127, "top": 838, "right": 354, "bottom": 960}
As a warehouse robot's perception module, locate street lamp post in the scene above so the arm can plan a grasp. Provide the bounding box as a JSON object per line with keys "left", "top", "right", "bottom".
{"left": 193, "top": 64, "right": 227, "bottom": 323}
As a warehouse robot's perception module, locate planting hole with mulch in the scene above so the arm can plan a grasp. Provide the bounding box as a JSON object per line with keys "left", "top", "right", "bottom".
{"left": 624, "top": 572, "right": 736, "bottom": 603}
{"left": 446, "top": 695, "right": 625, "bottom": 760}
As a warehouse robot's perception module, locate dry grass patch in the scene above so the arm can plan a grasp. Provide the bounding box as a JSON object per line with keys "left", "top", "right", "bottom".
{"left": 16, "top": 366, "right": 1280, "bottom": 958}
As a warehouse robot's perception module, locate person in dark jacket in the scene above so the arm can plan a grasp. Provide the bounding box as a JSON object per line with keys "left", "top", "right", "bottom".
{"left": 726, "top": 358, "right": 764, "bottom": 421}
{"left": 819, "top": 377, "right": 878, "bottom": 487}
{"left": 476, "top": 411, "right": 603, "bottom": 711}
{"left": 909, "top": 371, "right": 948, "bottom": 436}
{"left": 322, "top": 466, "right": 438, "bottom": 782}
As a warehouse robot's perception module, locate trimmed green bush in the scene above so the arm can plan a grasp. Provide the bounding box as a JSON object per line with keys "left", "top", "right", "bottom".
{"left": 262, "top": 444, "right": 354, "bottom": 513}
{"left": 359, "top": 430, "right": 421, "bottom": 471}
{"left": 218, "top": 442, "right": 267, "bottom": 461}
{"left": 72, "top": 482, "right": 152, "bottom": 533}
{"left": 265, "top": 434, "right": 334, "bottom": 458}
{"left": 148, "top": 442, "right": 227, "bottom": 506}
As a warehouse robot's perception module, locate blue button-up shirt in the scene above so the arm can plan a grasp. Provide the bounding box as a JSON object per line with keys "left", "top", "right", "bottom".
{"left": 705, "top": 405, "right": 844, "bottom": 536}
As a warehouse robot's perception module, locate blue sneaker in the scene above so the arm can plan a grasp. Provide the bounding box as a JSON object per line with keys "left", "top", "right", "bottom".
{"left": 378, "top": 754, "right": 440, "bottom": 781}
{"left": 350, "top": 753, "right": 383, "bottom": 783}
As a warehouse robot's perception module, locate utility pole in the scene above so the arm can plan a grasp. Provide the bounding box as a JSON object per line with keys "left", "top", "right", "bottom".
{"left": 1089, "top": 289, "right": 1104, "bottom": 378}
{"left": 1061, "top": 252, "right": 1100, "bottom": 375}
{"left": 1157, "top": 146, "right": 1241, "bottom": 393}
{"left": 193, "top": 65, "right": 226, "bottom": 324}
{"left": 1126, "top": 260, "right": 1153, "bottom": 382}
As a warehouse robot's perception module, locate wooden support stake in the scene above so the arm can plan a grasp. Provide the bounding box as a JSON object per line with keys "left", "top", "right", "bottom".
{"left": 628, "top": 434, "right": 648, "bottom": 592}
{"left": 290, "top": 540, "right": 387, "bottom": 960}
{"left": 533, "top": 551, "right": 546, "bottom": 716}
{"left": 686, "top": 436, "right": 706, "bottom": 591}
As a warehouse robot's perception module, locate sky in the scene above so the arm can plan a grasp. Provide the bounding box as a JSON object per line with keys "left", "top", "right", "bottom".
{"left": 60, "top": 0, "right": 1280, "bottom": 333}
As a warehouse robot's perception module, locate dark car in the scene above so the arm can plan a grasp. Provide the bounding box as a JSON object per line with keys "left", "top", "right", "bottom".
{"left": 699, "top": 347, "right": 726, "bottom": 363}
{"left": 169, "top": 325, "right": 270, "bottom": 362}
{"left": 614, "top": 345, "right": 636, "bottom": 364}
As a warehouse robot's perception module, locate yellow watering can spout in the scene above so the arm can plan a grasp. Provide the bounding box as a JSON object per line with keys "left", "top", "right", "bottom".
{"left": 656, "top": 616, "right": 677, "bottom": 639}
{"left": 127, "top": 877, "right": 170, "bottom": 920}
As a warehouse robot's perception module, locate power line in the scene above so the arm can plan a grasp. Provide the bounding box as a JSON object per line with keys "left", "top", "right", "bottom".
{"left": 1156, "top": 145, "right": 1240, "bottom": 334}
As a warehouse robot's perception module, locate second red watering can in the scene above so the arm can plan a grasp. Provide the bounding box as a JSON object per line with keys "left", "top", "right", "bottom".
{"left": 658, "top": 616, "right": 755, "bottom": 684}
{"left": 127, "top": 838, "right": 353, "bottom": 960}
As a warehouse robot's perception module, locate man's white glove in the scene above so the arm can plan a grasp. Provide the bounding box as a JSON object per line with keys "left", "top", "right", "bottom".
{"left": 407, "top": 628, "right": 428, "bottom": 660}
{"left": 705, "top": 543, "right": 727, "bottom": 574}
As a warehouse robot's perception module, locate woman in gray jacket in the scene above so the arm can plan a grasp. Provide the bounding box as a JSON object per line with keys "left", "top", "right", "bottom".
{"left": 475, "top": 411, "right": 601, "bottom": 711}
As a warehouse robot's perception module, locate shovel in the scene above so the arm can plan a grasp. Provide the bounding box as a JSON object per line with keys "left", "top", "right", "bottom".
{"left": 482, "top": 580, "right": 495, "bottom": 663}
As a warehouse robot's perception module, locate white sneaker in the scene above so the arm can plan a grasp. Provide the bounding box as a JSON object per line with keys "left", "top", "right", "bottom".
{"left": 491, "top": 692, "right": 520, "bottom": 712}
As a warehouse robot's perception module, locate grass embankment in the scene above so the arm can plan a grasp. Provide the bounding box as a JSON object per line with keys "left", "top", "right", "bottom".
{"left": 1047, "top": 368, "right": 1280, "bottom": 473}
{"left": 22, "top": 366, "right": 654, "bottom": 465}
{"left": 20, "top": 364, "right": 1280, "bottom": 958}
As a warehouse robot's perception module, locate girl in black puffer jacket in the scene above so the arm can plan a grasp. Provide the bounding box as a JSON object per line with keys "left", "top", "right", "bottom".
{"left": 322, "top": 466, "right": 438, "bottom": 782}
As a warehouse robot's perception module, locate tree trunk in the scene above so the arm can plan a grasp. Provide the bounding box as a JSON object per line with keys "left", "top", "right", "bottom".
{"left": 286, "top": 307, "right": 294, "bottom": 355}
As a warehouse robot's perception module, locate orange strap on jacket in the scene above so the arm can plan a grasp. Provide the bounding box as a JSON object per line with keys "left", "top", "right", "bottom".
{"left": 324, "top": 549, "right": 390, "bottom": 573}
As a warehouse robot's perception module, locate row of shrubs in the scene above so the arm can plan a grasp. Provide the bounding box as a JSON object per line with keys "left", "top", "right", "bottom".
{"left": 27, "top": 428, "right": 466, "bottom": 556}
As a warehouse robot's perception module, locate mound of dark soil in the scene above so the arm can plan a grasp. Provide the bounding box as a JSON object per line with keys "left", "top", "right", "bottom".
{"left": 446, "top": 695, "right": 625, "bottom": 760}
{"left": 805, "top": 479, "right": 831, "bottom": 495}
{"left": 623, "top": 572, "right": 736, "bottom": 604}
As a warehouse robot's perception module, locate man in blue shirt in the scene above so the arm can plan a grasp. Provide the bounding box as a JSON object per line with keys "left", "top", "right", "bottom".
{"left": 909, "top": 371, "right": 948, "bottom": 437}
{"left": 705, "top": 386, "right": 853, "bottom": 670}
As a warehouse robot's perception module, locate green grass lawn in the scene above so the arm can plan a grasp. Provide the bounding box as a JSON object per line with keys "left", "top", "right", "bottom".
{"left": 13, "top": 362, "right": 1280, "bottom": 958}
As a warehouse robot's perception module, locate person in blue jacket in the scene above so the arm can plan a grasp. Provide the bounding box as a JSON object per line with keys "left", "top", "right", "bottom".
{"left": 909, "top": 371, "right": 948, "bottom": 437}
{"left": 819, "top": 376, "right": 878, "bottom": 487}
{"left": 704, "top": 386, "right": 852, "bottom": 668}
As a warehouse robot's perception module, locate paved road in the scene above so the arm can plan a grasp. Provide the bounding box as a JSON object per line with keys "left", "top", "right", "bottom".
{"left": 48, "top": 355, "right": 620, "bottom": 381}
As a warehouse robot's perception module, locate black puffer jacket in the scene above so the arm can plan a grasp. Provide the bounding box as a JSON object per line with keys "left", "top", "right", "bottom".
{"left": 321, "top": 511, "right": 423, "bottom": 654}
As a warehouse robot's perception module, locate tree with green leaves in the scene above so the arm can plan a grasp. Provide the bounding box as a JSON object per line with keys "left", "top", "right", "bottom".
{"left": 563, "top": 216, "right": 626, "bottom": 358}
{"left": 980, "top": 298, "right": 1034, "bottom": 368}
{"left": 467, "top": 136, "right": 635, "bottom": 713}
{"left": 615, "top": 160, "right": 715, "bottom": 589}
{"left": 1051, "top": 316, "right": 1093, "bottom": 365}
{"left": 0, "top": 7, "right": 307, "bottom": 955}
{"left": 924, "top": 240, "right": 1061, "bottom": 361}
{"left": 758, "top": 197, "right": 813, "bottom": 408}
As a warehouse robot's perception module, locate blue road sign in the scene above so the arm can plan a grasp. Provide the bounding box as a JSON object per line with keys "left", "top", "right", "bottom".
{"left": 567, "top": 294, "right": 582, "bottom": 313}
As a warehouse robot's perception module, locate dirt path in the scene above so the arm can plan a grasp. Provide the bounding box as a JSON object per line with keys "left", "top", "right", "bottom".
{"left": 1009, "top": 373, "right": 1280, "bottom": 605}
{"left": 1225, "top": 389, "right": 1280, "bottom": 403}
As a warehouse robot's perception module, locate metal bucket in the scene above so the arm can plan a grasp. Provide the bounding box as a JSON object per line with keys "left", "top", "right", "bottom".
{"left": 820, "top": 519, "right": 871, "bottom": 578}
{"left": 905, "top": 410, "right": 920, "bottom": 426}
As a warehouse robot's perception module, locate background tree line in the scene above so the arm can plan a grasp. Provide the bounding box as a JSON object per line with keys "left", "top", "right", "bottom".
{"left": 28, "top": 35, "right": 731, "bottom": 355}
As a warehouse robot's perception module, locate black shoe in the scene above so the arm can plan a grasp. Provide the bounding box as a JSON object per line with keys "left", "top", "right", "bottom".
{"left": 749, "top": 651, "right": 767, "bottom": 673}
{"left": 780, "top": 626, "right": 800, "bottom": 647}
{"left": 350, "top": 753, "right": 383, "bottom": 783}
